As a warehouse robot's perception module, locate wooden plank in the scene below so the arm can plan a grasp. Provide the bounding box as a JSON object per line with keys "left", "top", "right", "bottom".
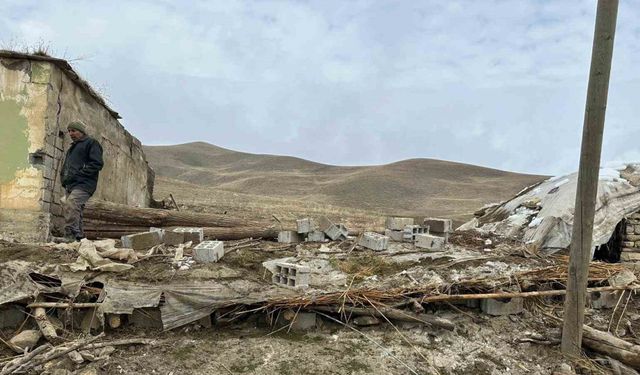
{"left": 562, "top": 0, "right": 619, "bottom": 356}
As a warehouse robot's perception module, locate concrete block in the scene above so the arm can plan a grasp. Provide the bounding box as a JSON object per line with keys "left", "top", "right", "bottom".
{"left": 193, "top": 240, "right": 225, "bottom": 263}
{"left": 317, "top": 216, "right": 335, "bottom": 232}
{"left": 623, "top": 241, "right": 635, "bottom": 247}
{"left": 296, "top": 218, "right": 315, "bottom": 234}
{"left": 121, "top": 231, "right": 163, "bottom": 250}
{"left": 0, "top": 304, "right": 25, "bottom": 329}
{"left": 385, "top": 229, "right": 405, "bottom": 242}
{"left": 164, "top": 231, "right": 185, "bottom": 246}
{"left": 403, "top": 225, "right": 427, "bottom": 242}
{"left": 480, "top": 298, "right": 523, "bottom": 316}
{"left": 358, "top": 232, "right": 389, "bottom": 251}
{"left": 129, "top": 308, "right": 163, "bottom": 329}
{"left": 325, "top": 223, "right": 348, "bottom": 241}
{"left": 272, "top": 262, "right": 310, "bottom": 288}
{"left": 278, "top": 231, "right": 302, "bottom": 243}
{"left": 414, "top": 234, "right": 445, "bottom": 251}
{"left": 385, "top": 217, "right": 414, "bottom": 231}
{"left": 149, "top": 227, "right": 165, "bottom": 240}
{"left": 172, "top": 227, "right": 204, "bottom": 244}
{"left": 306, "top": 230, "right": 326, "bottom": 242}
{"left": 590, "top": 291, "right": 621, "bottom": 309}
{"left": 423, "top": 218, "right": 453, "bottom": 233}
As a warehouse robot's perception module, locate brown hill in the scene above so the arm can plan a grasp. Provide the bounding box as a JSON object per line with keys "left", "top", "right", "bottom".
{"left": 144, "top": 142, "right": 546, "bottom": 221}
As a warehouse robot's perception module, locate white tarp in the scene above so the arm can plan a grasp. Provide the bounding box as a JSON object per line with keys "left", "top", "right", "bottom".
{"left": 459, "top": 163, "right": 640, "bottom": 254}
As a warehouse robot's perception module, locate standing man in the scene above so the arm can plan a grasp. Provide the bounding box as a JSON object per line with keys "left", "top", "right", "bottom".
{"left": 60, "top": 121, "right": 104, "bottom": 242}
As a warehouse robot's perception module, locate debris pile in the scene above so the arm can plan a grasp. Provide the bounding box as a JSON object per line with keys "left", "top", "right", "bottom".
{"left": 278, "top": 217, "right": 350, "bottom": 243}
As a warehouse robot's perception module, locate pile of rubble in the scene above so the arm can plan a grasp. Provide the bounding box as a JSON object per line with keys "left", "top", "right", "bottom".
{"left": 278, "top": 217, "right": 349, "bottom": 243}
{"left": 357, "top": 216, "right": 453, "bottom": 251}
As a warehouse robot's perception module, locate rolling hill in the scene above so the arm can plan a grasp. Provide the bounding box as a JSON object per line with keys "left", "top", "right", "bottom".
{"left": 144, "top": 142, "right": 546, "bottom": 222}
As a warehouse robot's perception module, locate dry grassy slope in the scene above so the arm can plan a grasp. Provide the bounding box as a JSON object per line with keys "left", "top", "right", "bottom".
{"left": 144, "top": 142, "right": 546, "bottom": 221}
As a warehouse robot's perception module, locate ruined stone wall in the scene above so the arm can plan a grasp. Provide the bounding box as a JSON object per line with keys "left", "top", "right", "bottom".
{"left": 0, "top": 55, "right": 153, "bottom": 241}
{"left": 622, "top": 213, "right": 640, "bottom": 262}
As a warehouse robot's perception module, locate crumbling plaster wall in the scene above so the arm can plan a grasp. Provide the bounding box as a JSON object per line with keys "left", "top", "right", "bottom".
{"left": 0, "top": 57, "right": 51, "bottom": 241}
{"left": 0, "top": 56, "right": 153, "bottom": 241}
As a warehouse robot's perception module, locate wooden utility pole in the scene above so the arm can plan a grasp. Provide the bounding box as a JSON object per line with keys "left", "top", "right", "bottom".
{"left": 561, "top": 0, "right": 618, "bottom": 356}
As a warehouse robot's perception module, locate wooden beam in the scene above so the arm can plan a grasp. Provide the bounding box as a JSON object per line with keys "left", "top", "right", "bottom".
{"left": 561, "top": 0, "right": 619, "bottom": 356}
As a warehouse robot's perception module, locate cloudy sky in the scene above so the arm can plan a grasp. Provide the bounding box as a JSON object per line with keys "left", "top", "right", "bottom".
{"left": 2, "top": 0, "right": 639, "bottom": 175}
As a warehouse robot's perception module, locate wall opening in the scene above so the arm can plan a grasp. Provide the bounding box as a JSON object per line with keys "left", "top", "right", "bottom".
{"left": 594, "top": 219, "right": 624, "bottom": 263}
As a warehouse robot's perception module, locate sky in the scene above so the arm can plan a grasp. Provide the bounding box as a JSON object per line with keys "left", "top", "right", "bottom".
{"left": 2, "top": 0, "right": 640, "bottom": 175}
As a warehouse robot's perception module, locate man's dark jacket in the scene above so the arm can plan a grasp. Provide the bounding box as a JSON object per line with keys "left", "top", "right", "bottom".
{"left": 60, "top": 136, "right": 104, "bottom": 195}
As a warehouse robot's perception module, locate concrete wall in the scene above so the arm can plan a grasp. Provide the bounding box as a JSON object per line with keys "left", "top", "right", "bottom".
{"left": 0, "top": 54, "right": 153, "bottom": 241}
{"left": 0, "top": 58, "right": 51, "bottom": 241}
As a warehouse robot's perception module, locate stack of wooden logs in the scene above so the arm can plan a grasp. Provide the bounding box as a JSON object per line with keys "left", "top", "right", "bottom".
{"left": 82, "top": 200, "right": 279, "bottom": 241}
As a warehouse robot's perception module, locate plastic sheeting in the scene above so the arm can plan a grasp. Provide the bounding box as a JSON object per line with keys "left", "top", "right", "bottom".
{"left": 459, "top": 163, "right": 640, "bottom": 254}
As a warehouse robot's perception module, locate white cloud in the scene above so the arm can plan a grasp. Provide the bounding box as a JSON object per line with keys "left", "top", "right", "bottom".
{"left": 1, "top": 0, "right": 640, "bottom": 175}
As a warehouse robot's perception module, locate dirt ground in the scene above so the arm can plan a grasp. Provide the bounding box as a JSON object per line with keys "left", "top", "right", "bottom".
{"left": 0, "top": 229, "right": 638, "bottom": 375}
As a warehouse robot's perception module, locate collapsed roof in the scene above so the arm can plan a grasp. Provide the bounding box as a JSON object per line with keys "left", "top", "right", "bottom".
{"left": 459, "top": 163, "right": 640, "bottom": 254}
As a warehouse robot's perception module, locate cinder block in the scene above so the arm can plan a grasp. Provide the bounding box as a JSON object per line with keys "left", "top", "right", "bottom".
{"left": 317, "top": 216, "right": 334, "bottom": 232}
{"left": 358, "top": 232, "right": 389, "bottom": 251}
{"left": 0, "top": 304, "right": 25, "bottom": 329}
{"left": 384, "top": 229, "right": 405, "bottom": 242}
{"left": 172, "top": 227, "right": 204, "bottom": 244}
{"left": 306, "top": 230, "right": 326, "bottom": 242}
{"left": 385, "top": 217, "right": 414, "bottom": 231}
{"left": 149, "top": 227, "right": 165, "bottom": 240}
{"left": 325, "top": 224, "right": 348, "bottom": 241}
{"left": 414, "top": 234, "right": 445, "bottom": 251}
{"left": 193, "top": 241, "right": 225, "bottom": 263}
{"left": 121, "top": 231, "right": 163, "bottom": 250}
{"left": 403, "top": 225, "right": 427, "bottom": 242}
{"left": 272, "top": 262, "right": 310, "bottom": 288}
{"left": 296, "top": 218, "right": 315, "bottom": 234}
{"left": 590, "top": 291, "right": 620, "bottom": 309}
{"left": 622, "top": 241, "right": 635, "bottom": 247}
{"left": 423, "top": 218, "right": 453, "bottom": 233}
{"left": 164, "top": 231, "right": 185, "bottom": 246}
{"left": 480, "top": 298, "right": 523, "bottom": 316}
{"left": 278, "top": 231, "right": 302, "bottom": 243}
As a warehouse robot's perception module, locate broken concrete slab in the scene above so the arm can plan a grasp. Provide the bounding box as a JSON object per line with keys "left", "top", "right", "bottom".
{"left": 121, "top": 231, "right": 162, "bottom": 250}
{"left": 358, "top": 232, "right": 390, "bottom": 251}
{"left": 423, "top": 218, "right": 453, "bottom": 233}
{"left": 193, "top": 240, "right": 225, "bottom": 263}
{"left": 172, "top": 227, "right": 204, "bottom": 244}
{"left": 415, "top": 234, "right": 445, "bottom": 251}
{"left": 306, "top": 230, "right": 326, "bottom": 242}
{"left": 272, "top": 262, "right": 310, "bottom": 288}
{"left": 278, "top": 231, "right": 302, "bottom": 244}
{"left": 480, "top": 298, "right": 523, "bottom": 316}
{"left": 296, "top": 218, "right": 316, "bottom": 234}
{"left": 386, "top": 217, "right": 414, "bottom": 231}
{"left": 384, "top": 229, "right": 405, "bottom": 242}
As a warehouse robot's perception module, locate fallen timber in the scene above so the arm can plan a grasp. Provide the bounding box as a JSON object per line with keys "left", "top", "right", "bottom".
{"left": 84, "top": 200, "right": 267, "bottom": 228}
{"left": 84, "top": 222, "right": 280, "bottom": 241}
